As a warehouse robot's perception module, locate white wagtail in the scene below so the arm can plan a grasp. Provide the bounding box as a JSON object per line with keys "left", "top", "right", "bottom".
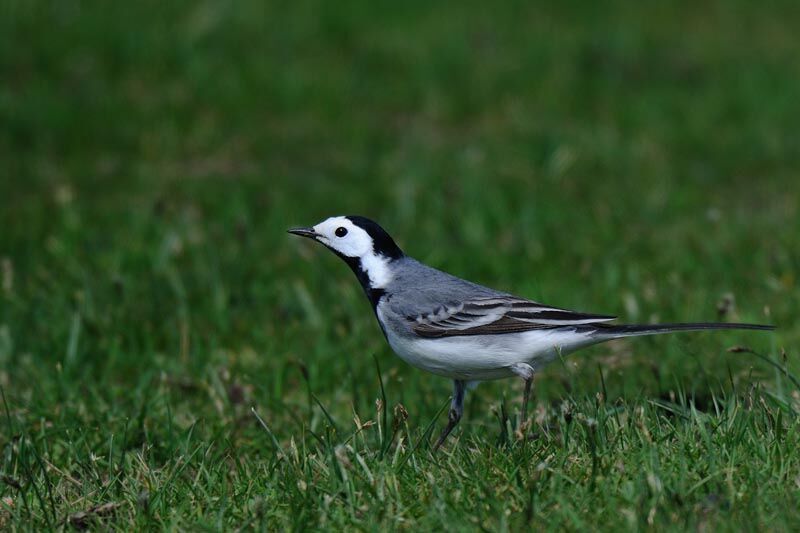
{"left": 289, "top": 216, "right": 774, "bottom": 449}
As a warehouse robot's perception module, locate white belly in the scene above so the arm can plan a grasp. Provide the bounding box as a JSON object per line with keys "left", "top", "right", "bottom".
{"left": 379, "top": 312, "right": 597, "bottom": 380}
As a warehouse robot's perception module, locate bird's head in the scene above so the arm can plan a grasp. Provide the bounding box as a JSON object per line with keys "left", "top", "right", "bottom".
{"left": 288, "top": 215, "right": 403, "bottom": 289}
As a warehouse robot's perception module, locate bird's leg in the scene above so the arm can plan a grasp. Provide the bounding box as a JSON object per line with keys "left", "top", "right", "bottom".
{"left": 510, "top": 362, "right": 535, "bottom": 430}
{"left": 522, "top": 377, "right": 533, "bottom": 424}
{"left": 433, "top": 379, "right": 466, "bottom": 451}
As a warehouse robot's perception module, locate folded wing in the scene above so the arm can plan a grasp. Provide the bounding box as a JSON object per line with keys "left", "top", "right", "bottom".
{"left": 409, "top": 296, "right": 616, "bottom": 338}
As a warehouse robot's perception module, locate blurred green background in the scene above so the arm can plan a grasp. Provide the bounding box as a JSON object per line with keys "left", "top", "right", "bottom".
{"left": 1, "top": 0, "right": 799, "bottom": 529}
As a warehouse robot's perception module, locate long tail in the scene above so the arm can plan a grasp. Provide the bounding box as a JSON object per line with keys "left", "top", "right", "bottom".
{"left": 592, "top": 322, "right": 774, "bottom": 339}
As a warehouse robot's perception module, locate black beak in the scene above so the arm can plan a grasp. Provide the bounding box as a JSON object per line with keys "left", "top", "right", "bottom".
{"left": 287, "top": 227, "right": 319, "bottom": 239}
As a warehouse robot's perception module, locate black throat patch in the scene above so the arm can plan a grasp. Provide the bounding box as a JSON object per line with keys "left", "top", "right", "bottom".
{"left": 330, "top": 251, "right": 388, "bottom": 309}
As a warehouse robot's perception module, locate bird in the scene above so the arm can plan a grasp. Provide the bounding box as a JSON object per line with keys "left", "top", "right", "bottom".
{"left": 289, "top": 215, "right": 774, "bottom": 450}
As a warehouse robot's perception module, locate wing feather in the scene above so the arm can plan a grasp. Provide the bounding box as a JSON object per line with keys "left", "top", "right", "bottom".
{"left": 410, "top": 296, "right": 615, "bottom": 338}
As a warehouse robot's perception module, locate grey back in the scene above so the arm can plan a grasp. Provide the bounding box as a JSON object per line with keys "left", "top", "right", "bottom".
{"left": 383, "top": 257, "right": 507, "bottom": 318}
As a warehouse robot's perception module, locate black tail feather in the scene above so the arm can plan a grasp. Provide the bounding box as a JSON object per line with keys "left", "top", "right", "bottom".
{"left": 593, "top": 322, "right": 775, "bottom": 338}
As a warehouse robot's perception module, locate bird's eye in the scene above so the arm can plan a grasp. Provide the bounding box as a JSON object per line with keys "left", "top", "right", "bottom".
{"left": 335, "top": 227, "right": 348, "bottom": 238}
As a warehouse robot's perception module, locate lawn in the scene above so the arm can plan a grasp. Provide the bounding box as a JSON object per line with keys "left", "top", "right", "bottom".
{"left": 1, "top": 0, "right": 799, "bottom": 530}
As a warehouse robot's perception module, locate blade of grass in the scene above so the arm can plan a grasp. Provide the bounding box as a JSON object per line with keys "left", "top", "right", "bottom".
{"left": 251, "top": 407, "right": 286, "bottom": 459}
{"left": 373, "top": 354, "right": 388, "bottom": 453}
{"left": 311, "top": 393, "right": 339, "bottom": 435}
{"left": 729, "top": 346, "right": 800, "bottom": 391}
{"left": 397, "top": 397, "right": 450, "bottom": 470}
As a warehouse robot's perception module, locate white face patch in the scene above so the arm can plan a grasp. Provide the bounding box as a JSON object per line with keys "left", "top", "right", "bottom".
{"left": 312, "top": 216, "right": 394, "bottom": 288}
{"left": 312, "top": 217, "right": 372, "bottom": 258}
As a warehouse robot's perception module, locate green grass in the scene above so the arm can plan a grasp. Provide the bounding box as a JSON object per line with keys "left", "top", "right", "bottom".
{"left": 2, "top": 0, "right": 800, "bottom": 530}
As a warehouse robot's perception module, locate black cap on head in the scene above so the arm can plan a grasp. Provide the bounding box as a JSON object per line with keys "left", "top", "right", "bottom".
{"left": 346, "top": 216, "right": 404, "bottom": 259}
